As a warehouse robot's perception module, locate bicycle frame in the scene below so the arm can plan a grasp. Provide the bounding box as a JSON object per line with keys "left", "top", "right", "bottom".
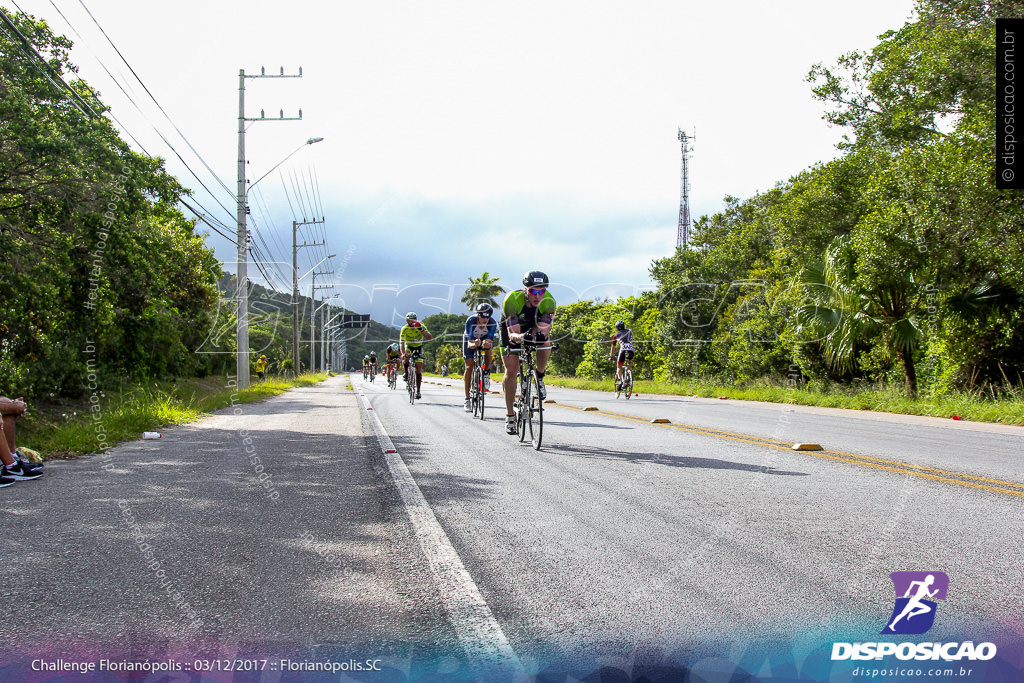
{"left": 511, "top": 342, "right": 553, "bottom": 450}
{"left": 469, "top": 344, "right": 488, "bottom": 420}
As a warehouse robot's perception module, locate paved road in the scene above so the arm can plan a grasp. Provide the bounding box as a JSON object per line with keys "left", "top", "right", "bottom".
{"left": 2, "top": 373, "right": 1022, "bottom": 681}
{"left": 360, "top": 373, "right": 1024, "bottom": 675}
{"left": 0, "top": 376, "right": 457, "bottom": 674}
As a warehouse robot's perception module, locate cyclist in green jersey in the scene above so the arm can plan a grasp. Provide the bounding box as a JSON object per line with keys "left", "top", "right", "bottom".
{"left": 500, "top": 271, "right": 556, "bottom": 435}
{"left": 399, "top": 311, "right": 433, "bottom": 399}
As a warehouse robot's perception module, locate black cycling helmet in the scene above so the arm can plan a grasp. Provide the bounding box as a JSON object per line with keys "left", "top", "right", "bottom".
{"left": 476, "top": 302, "right": 493, "bottom": 316}
{"left": 615, "top": 320, "right": 625, "bottom": 330}
{"left": 522, "top": 270, "right": 549, "bottom": 288}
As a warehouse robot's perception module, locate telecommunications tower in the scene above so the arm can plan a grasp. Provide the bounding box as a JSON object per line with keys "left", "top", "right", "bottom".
{"left": 677, "top": 127, "right": 694, "bottom": 249}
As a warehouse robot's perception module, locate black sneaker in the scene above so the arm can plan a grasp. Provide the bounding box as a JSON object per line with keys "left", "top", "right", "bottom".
{"left": 505, "top": 416, "right": 517, "bottom": 435}
{"left": 2, "top": 462, "right": 42, "bottom": 481}
{"left": 16, "top": 455, "right": 42, "bottom": 471}
{"left": 0, "top": 471, "right": 14, "bottom": 488}
{"left": 416, "top": 392, "right": 422, "bottom": 399}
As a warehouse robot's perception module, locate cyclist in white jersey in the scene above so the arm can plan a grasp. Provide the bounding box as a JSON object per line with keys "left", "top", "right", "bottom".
{"left": 609, "top": 320, "right": 635, "bottom": 390}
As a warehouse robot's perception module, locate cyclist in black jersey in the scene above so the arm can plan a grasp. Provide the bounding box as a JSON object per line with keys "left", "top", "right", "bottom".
{"left": 500, "top": 271, "right": 556, "bottom": 434}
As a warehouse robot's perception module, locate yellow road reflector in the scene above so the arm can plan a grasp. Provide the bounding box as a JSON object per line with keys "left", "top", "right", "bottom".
{"left": 792, "top": 443, "right": 823, "bottom": 451}
{"left": 583, "top": 407, "right": 599, "bottom": 411}
{"left": 544, "top": 399, "right": 557, "bottom": 404}
{"left": 650, "top": 418, "right": 671, "bottom": 424}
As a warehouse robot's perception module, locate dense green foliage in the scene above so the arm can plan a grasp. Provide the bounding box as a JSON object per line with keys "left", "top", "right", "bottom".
{"left": 548, "top": 0, "right": 1024, "bottom": 399}
{"left": 1, "top": 9, "right": 221, "bottom": 395}
{"left": 5, "top": 1, "right": 1021, "bottom": 409}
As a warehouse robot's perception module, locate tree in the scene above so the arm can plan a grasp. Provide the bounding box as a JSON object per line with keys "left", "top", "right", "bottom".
{"left": 797, "top": 236, "right": 923, "bottom": 396}
{"left": 0, "top": 9, "right": 221, "bottom": 394}
{"left": 460, "top": 271, "right": 506, "bottom": 310}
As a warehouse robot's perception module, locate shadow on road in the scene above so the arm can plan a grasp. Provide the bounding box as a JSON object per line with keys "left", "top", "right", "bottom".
{"left": 554, "top": 443, "right": 810, "bottom": 476}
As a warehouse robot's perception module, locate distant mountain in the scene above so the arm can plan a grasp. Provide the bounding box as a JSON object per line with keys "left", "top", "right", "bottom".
{"left": 218, "top": 276, "right": 401, "bottom": 369}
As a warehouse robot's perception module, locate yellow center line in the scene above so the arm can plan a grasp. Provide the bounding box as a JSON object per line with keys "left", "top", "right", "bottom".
{"left": 550, "top": 402, "right": 1024, "bottom": 499}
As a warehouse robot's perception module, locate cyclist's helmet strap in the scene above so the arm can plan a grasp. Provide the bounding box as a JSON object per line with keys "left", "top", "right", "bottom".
{"left": 522, "top": 270, "right": 549, "bottom": 288}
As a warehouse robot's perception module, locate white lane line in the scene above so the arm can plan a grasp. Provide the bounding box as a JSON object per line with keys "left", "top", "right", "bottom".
{"left": 357, "top": 391, "right": 521, "bottom": 669}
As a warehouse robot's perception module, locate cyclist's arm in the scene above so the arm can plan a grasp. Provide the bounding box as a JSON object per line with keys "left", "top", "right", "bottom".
{"left": 534, "top": 309, "right": 554, "bottom": 340}
{"left": 533, "top": 295, "right": 556, "bottom": 340}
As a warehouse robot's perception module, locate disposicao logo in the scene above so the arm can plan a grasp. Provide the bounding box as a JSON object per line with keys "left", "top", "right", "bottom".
{"left": 831, "top": 571, "right": 998, "bottom": 663}
{"left": 882, "top": 571, "right": 948, "bottom": 635}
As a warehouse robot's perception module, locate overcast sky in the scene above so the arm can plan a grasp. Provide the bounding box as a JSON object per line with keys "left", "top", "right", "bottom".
{"left": 12, "top": 0, "right": 917, "bottom": 324}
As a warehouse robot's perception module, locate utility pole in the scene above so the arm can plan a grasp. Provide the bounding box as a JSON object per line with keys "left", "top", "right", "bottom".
{"left": 236, "top": 66, "right": 303, "bottom": 389}
{"left": 291, "top": 218, "right": 326, "bottom": 373}
{"left": 311, "top": 273, "right": 334, "bottom": 372}
{"left": 677, "top": 127, "right": 695, "bottom": 249}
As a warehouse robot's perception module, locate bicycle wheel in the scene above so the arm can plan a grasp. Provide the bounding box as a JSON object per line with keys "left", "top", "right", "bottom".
{"left": 623, "top": 369, "right": 633, "bottom": 399}
{"left": 615, "top": 373, "right": 623, "bottom": 399}
{"left": 407, "top": 365, "right": 416, "bottom": 405}
{"left": 474, "top": 364, "right": 485, "bottom": 420}
{"left": 528, "top": 372, "right": 544, "bottom": 449}
{"left": 517, "top": 374, "right": 530, "bottom": 442}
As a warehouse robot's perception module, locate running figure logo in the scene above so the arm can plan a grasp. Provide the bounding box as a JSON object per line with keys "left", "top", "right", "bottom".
{"left": 881, "top": 571, "right": 949, "bottom": 635}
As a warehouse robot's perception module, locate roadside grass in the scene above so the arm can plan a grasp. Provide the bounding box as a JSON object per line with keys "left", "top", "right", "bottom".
{"left": 543, "top": 376, "right": 1024, "bottom": 426}
{"left": 339, "top": 368, "right": 1024, "bottom": 425}
{"left": 19, "top": 374, "right": 328, "bottom": 459}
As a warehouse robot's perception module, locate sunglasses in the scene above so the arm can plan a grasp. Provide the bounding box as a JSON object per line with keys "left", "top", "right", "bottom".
{"left": 528, "top": 288, "right": 546, "bottom": 296}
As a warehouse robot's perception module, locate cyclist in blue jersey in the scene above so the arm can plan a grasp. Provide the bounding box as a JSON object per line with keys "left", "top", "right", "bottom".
{"left": 462, "top": 302, "right": 498, "bottom": 412}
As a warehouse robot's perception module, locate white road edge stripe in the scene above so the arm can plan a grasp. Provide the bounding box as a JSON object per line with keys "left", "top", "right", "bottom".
{"left": 357, "top": 389, "right": 521, "bottom": 669}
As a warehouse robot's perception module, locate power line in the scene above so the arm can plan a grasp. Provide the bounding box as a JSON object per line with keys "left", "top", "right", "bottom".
{"left": 75, "top": 0, "right": 235, "bottom": 201}
{"left": 1, "top": 5, "right": 238, "bottom": 245}
{"left": 15, "top": 1, "right": 239, "bottom": 233}
{"left": 0, "top": 7, "right": 97, "bottom": 118}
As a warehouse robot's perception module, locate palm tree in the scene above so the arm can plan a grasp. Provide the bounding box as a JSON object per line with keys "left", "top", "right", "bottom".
{"left": 461, "top": 271, "right": 506, "bottom": 310}
{"left": 797, "top": 236, "right": 922, "bottom": 397}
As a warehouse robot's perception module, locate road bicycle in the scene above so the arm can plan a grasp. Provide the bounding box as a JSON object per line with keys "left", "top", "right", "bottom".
{"left": 369, "top": 363, "right": 377, "bottom": 383}
{"left": 363, "top": 365, "right": 369, "bottom": 381}
{"left": 405, "top": 350, "right": 421, "bottom": 405}
{"left": 513, "top": 340, "right": 556, "bottom": 450}
{"left": 468, "top": 344, "right": 489, "bottom": 421}
{"left": 615, "top": 362, "right": 633, "bottom": 400}
{"left": 387, "top": 361, "right": 398, "bottom": 390}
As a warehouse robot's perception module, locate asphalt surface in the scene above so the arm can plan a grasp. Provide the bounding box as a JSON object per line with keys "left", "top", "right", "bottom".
{"left": 361, "top": 373, "right": 1024, "bottom": 674}
{"left": 0, "top": 376, "right": 458, "bottom": 673}
{"left": 2, "top": 373, "right": 1022, "bottom": 681}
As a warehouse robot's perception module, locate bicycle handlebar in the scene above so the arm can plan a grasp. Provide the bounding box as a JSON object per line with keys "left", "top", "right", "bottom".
{"left": 510, "top": 343, "right": 559, "bottom": 353}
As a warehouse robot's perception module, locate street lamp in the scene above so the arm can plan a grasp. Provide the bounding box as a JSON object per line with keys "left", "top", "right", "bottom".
{"left": 293, "top": 253, "right": 335, "bottom": 374}
{"left": 235, "top": 136, "right": 324, "bottom": 389}
{"left": 249, "top": 137, "right": 324, "bottom": 191}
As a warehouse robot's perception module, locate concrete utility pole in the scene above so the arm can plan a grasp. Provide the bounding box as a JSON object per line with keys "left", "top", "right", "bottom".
{"left": 236, "top": 66, "right": 303, "bottom": 389}
{"left": 677, "top": 127, "right": 695, "bottom": 249}
{"left": 292, "top": 219, "right": 327, "bottom": 373}
{"left": 310, "top": 272, "right": 334, "bottom": 372}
